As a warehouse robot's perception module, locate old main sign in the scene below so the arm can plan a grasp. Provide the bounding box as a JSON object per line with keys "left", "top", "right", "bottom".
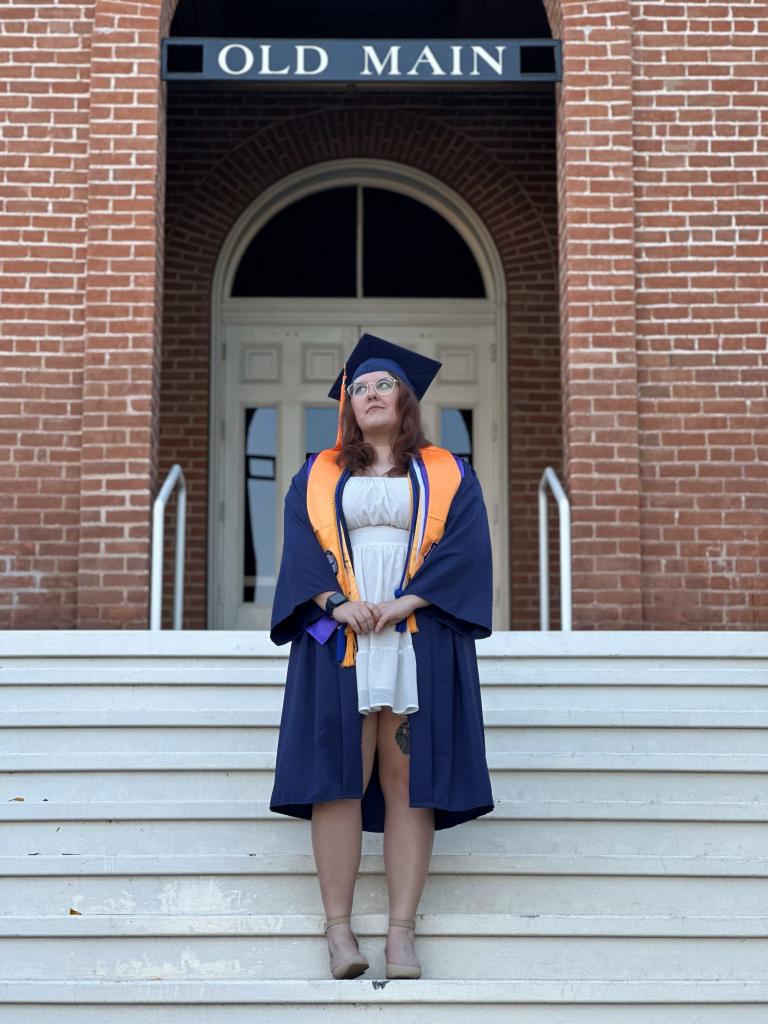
{"left": 161, "top": 38, "right": 562, "bottom": 83}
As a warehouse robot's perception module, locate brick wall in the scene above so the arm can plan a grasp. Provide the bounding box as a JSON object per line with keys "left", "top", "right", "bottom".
{"left": 544, "top": 0, "right": 768, "bottom": 628}
{"left": 2, "top": 0, "right": 766, "bottom": 630}
{"left": 1, "top": 4, "right": 92, "bottom": 626}
{"left": 1, "top": 0, "right": 175, "bottom": 628}
{"left": 630, "top": 1, "right": 768, "bottom": 627}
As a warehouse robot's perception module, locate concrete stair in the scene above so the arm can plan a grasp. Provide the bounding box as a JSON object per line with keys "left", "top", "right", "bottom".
{"left": 1, "top": 629, "right": 767, "bottom": 1022}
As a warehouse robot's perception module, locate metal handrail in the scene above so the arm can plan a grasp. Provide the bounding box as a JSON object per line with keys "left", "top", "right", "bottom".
{"left": 538, "top": 466, "right": 572, "bottom": 631}
{"left": 150, "top": 464, "right": 187, "bottom": 630}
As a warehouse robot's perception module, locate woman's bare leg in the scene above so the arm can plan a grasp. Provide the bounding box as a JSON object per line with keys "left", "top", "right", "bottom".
{"left": 377, "top": 708, "right": 435, "bottom": 966}
{"left": 311, "top": 710, "right": 379, "bottom": 967}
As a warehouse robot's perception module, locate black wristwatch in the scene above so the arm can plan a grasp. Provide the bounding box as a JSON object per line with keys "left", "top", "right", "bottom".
{"left": 325, "top": 592, "right": 349, "bottom": 616}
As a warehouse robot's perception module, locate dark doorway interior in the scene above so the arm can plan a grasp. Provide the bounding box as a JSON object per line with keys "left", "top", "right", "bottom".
{"left": 170, "top": 1, "right": 552, "bottom": 40}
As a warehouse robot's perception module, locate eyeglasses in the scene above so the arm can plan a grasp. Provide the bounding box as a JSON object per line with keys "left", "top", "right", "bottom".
{"left": 346, "top": 376, "right": 400, "bottom": 399}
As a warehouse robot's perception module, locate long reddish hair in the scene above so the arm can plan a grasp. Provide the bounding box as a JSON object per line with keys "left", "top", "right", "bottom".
{"left": 333, "top": 375, "right": 435, "bottom": 477}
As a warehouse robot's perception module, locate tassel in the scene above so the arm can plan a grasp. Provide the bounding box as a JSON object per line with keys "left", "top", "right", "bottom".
{"left": 334, "top": 363, "right": 347, "bottom": 451}
{"left": 341, "top": 624, "right": 357, "bottom": 667}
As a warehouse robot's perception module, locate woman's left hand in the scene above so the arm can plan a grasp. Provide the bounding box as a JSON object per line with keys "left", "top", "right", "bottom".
{"left": 372, "top": 595, "right": 419, "bottom": 633}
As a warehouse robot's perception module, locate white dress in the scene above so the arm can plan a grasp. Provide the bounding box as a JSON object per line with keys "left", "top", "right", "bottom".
{"left": 341, "top": 475, "right": 419, "bottom": 717}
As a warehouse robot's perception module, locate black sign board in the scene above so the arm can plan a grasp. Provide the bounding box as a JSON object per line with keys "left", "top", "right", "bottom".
{"left": 161, "top": 38, "right": 562, "bottom": 83}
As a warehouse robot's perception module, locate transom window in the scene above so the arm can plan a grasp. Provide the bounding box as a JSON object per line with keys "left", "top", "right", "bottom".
{"left": 231, "top": 185, "right": 486, "bottom": 298}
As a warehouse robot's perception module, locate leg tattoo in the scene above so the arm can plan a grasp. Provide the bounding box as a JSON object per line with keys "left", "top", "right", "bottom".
{"left": 394, "top": 717, "right": 410, "bottom": 755}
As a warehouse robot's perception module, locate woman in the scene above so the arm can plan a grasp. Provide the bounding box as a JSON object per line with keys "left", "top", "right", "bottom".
{"left": 269, "top": 333, "right": 494, "bottom": 981}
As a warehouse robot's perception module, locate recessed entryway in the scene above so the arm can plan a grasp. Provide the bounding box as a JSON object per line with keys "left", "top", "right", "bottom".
{"left": 208, "top": 161, "right": 509, "bottom": 630}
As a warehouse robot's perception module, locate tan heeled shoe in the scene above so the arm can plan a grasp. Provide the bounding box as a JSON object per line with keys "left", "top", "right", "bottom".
{"left": 385, "top": 916, "right": 422, "bottom": 979}
{"left": 324, "top": 915, "right": 369, "bottom": 980}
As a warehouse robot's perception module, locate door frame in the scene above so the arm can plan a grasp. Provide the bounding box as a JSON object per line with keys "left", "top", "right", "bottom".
{"left": 208, "top": 158, "right": 509, "bottom": 628}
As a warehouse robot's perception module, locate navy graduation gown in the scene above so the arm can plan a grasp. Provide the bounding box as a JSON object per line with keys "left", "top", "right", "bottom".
{"left": 268, "top": 453, "right": 495, "bottom": 832}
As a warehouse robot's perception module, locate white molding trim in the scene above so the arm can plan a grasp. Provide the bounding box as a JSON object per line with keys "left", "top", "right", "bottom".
{"left": 208, "top": 158, "right": 509, "bottom": 629}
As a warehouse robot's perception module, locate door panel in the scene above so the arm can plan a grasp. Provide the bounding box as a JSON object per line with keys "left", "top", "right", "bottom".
{"left": 216, "top": 322, "right": 356, "bottom": 629}
{"left": 212, "top": 318, "right": 502, "bottom": 630}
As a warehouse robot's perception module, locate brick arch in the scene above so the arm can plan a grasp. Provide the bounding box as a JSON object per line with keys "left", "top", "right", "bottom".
{"left": 541, "top": 0, "right": 562, "bottom": 36}
{"left": 159, "top": 105, "right": 561, "bottom": 628}
{"left": 165, "top": 106, "right": 555, "bottom": 276}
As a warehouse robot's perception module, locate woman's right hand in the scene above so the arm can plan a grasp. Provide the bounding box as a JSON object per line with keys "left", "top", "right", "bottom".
{"left": 332, "top": 599, "right": 382, "bottom": 635}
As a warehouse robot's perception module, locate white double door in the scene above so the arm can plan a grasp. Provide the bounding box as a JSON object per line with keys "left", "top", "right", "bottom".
{"left": 209, "top": 305, "right": 506, "bottom": 631}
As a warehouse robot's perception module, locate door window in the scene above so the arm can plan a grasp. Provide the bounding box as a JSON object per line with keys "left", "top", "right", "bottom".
{"left": 244, "top": 407, "right": 277, "bottom": 604}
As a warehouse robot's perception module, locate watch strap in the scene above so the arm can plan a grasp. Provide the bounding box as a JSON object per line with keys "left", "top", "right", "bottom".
{"left": 325, "top": 592, "right": 348, "bottom": 615}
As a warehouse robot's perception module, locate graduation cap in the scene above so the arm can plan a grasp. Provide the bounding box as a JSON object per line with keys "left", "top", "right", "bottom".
{"left": 328, "top": 333, "right": 442, "bottom": 450}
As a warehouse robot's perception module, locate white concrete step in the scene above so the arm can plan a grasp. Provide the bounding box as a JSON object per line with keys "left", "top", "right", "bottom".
{"left": 2, "top": 979, "right": 768, "bottom": 1024}
{"left": 5, "top": 723, "right": 768, "bottom": 757}
{"left": 1, "top": 629, "right": 767, "bottom": 1019}
{"left": 0, "top": 869, "right": 762, "bottom": 919}
{"left": 6, "top": 706, "right": 768, "bottom": 725}
{"left": 3, "top": 849, "right": 764, "bottom": 876}
{"left": 4, "top": 791, "right": 768, "bottom": 820}
{"left": 5, "top": 749, "right": 768, "bottom": 770}
{"left": 4, "top": 910, "right": 768, "bottom": 938}
{"left": 2, "top": 914, "right": 767, "bottom": 980}
{"left": 4, "top": 818, "right": 768, "bottom": 860}
{"left": 4, "top": 769, "right": 768, "bottom": 813}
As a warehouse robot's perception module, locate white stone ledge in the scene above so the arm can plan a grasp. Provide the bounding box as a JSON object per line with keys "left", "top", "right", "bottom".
{"left": 3, "top": 751, "right": 767, "bottom": 771}
{"left": 1, "top": 852, "right": 766, "bottom": 878}
{"left": 2, "top": 911, "right": 767, "bottom": 938}
{"left": 1, "top": 797, "right": 767, "bottom": 822}
{"left": 1, "top": 978, "right": 767, "bottom": 1004}
{"left": 0, "top": 628, "right": 765, "bottom": 659}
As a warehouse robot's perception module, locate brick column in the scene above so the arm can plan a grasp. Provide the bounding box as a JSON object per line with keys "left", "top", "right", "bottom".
{"left": 546, "top": 0, "right": 643, "bottom": 627}
{"left": 77, "top": 0, "right": 172, "bottom": 626}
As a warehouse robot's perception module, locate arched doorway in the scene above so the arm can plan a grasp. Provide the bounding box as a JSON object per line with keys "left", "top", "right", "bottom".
{"left": 208, "top": 160, "right": 508, "bottom": 630}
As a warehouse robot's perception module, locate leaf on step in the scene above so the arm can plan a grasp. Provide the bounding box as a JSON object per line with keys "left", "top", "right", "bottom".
{"left": 69, "top": 908, "right": 82, "bottom": 915}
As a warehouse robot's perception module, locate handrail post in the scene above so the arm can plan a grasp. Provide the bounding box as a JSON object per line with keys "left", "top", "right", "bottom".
{"left": 150, "top": 464, "right": 187, "bottom": 630}
{"left": 538, "top": 466, "right": 572, "bottom": 631}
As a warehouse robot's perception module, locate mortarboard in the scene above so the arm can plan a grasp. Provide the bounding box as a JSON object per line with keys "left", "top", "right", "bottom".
{"left": 328, "top": 333, "right": 442, "bottom": 450}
